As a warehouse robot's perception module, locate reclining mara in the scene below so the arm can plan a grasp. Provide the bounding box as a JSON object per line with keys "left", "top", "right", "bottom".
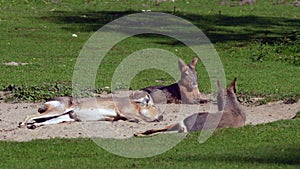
{"left": 19, "top": 92, "right": 163, "bottom": 129}
{"left": 135, "top": 78, "right": 246, "bottom": 136}
{"left": 141, "top": 57, "right": 207, "bottom": 104}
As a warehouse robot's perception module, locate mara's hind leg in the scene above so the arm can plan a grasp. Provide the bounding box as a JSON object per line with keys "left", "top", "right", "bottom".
{"left": 134, "top": 123, "right": 183, "bottom": 136}
{"left": 27, "top": 114, "right": 75, "bottom": 129}
{"left": 19, "top": 113, "right": 52, "bottom": 128}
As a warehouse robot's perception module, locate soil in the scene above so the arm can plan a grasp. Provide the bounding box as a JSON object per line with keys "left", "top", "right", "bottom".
{"left": 0, "top": 95, "right": 299, "bottom": 142}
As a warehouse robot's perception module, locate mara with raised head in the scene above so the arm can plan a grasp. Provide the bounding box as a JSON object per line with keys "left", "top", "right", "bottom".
{"left": 134, "top": 78, "right": 246, "bottom": 136}
{"left": 141, "top": 57, "right": 207, "bottom": 104}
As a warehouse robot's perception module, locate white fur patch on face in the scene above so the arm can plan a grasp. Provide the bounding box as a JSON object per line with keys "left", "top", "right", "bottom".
{"left": 141, "top": 109, "right": 150, "bottom": 118}
{"left": 74, "top": 108, "right": 117, "bottom": 121}
{"left": 191, "top": 84, "right": 198, "bottom": 88}
{"left": 140, "top": 109, "right": 157, "bottom": 121}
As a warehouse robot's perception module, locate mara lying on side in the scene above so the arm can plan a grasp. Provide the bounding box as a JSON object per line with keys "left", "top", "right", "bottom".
{"left": 19, "top": 92, "right": 163, "bottom": 129}
{"left": 141, "top": 57, "right": 208, "bottom": 104}
{"left": 134, "top": 78, "right": 246, "bottom": 136}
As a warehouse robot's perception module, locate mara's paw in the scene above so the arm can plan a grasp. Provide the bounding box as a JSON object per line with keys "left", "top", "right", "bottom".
{"left": 18, "top": 122, "right": 26, "bottom": 128}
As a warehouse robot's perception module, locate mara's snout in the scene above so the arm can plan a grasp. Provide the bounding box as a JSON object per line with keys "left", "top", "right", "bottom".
{"left": 191, "top": 82, "right": 198, "bottom": 89}
{"left": 156, "top": 115, "right": 163, "bottom": 122}
{"left": 143, "top": 113, "right": 163, "bottom": 122}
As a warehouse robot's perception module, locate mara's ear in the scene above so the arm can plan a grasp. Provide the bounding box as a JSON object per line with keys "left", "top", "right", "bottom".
{"left": 132, "top": 92, "right": 154, "bottom": 107}
{"left": 217, "top": 80, "right": 223, "bottom": 90}
{"left": 69, "top": 96, "right": 74, "bottom": 105}
{"left": 216, "top": 80, "right": 224, "bottom": 111}
{"left": 145, "top": 93, "right": 154, "bottom": 106}
{"left": 227, "top": 77, "right": 237, "bottom": 94}
{"left": 189, "top": 57, "right": 198, "bottom": 69}
{"left": 178, "top": 58, "right": 188, "bottom": 72}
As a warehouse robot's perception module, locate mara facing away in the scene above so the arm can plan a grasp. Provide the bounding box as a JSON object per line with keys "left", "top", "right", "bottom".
{"left": 141, "top": 57, "right": 208, "bottom": 104}
{"left": 134, "top": 78, "right": 246, "bottom": 136}
{"left": 19, "top": 92, "right": 163, "bottom": 129}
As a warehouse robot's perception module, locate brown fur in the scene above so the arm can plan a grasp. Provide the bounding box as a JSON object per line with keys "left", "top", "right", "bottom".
{"left": 134, "top": 78, "right": 246, "bottom": 136}
{"left": 142, "top": 57, "right": 207, "bottom": 104}
{"left": 19, "top": 93, "right": 163, "bottom": 129}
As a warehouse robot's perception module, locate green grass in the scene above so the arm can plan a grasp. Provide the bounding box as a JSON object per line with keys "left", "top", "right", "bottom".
{"left": 1, "top": 114, "right": 300, "bottom": 168}
{"left": 0, "top": 0, "right": 299, "bottom": 101}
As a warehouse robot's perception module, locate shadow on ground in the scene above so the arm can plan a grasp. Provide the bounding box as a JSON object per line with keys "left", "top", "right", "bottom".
{"left": 175, "top": 144, "right": 300, "bottom": 166}
{"left": 40, "top": 10, "right": 300, "bottom": 44}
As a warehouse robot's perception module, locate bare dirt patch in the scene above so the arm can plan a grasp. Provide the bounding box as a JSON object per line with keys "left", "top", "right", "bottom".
{"left": 0, "top": 98, "right": 299, "bottom": 142}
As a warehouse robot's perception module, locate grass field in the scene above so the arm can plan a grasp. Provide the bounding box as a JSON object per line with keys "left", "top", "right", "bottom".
{"left": 1, "top": 114, "right": 300, "bottom": 168}
{"left": 0, "top": 0, "right": 299, "bottom": 168}
{"left": 0, "top": 0, "right": 299, "bottom": 101}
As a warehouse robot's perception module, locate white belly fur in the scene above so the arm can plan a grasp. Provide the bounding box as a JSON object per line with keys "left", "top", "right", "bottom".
{"left": 74, "top": 108, "right": 117, "bottom": 121}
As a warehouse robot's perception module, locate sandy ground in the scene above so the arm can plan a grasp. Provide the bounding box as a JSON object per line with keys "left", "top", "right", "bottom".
{"left": 0, "top": 97, "right": 299, "bottom": 142}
